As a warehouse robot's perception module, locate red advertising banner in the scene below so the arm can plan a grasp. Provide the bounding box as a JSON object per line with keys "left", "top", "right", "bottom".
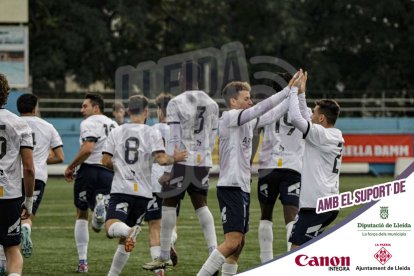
{"left": 342, "top": 134, "right": 413, "bottom": 163}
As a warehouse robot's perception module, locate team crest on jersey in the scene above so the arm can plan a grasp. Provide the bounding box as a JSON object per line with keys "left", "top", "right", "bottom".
{"left": 380, "top": 206, "right": 389, "bottom": 219}
{"left": 116, "top": 202, "right": 129, "bottom": 214}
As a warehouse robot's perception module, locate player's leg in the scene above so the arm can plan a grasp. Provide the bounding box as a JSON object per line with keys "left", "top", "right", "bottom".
{"left": 221, "top": 235, "right": 245, "bottom": 276}
{"left": 4, "top": 246, "right": 22, "bottom": 276}
{"left": 92, "top": 167, "right": 113, "bottom": 232}
{"left": 73, "top": 166, "right": 91, "bottom": 273}
{"left": 289, "top": 209, "right": 339, "bottom": 249}
{"left": 0, "top": 198, "right": 24, "bottom": 275}
{"left": 142, "top": 195, "right": 179, "bottom": 270}
{"left": 279, "top": 170, "right": 301, "bottom": 251}
{"left": 189, "top": 166, "right": 217, "bottom": 254}
{"left": 190, "top": 189, "right": 217, "bottom": 255}
{"left": 257, "top": 169, "right": 278, "bottom": 263}
{"left": 106, "top": 194, "right": 146, "bottom": 275}
{"left": 197, "top": 187, "right": 249, "bottom": 276}
{"left": 0, "top": 245, "right": 6, "bottom": 276}
{"left": 21, "top": 179, "right": 46, "bottom": 258}
{"left": 283, "top": 205, "right": 298, "bottom": 251}
{"left": 145, "top": 194, "right": 162, "bottom": 260}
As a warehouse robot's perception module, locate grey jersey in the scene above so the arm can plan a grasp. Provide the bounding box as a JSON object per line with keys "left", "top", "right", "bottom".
{"left": 80, "top": 114, "right": 118, "bottom": 165}
{"left": 103, "top": 123, "right": 164, "bottom": 198}
{"left": 166, "top": 90, "right": 219, "bottom": 167}
{"left": 21, "top": 116, "right": 63, "bottom": 183}
{"left": 0, "top": 109, "right": 33, "bottom": 199}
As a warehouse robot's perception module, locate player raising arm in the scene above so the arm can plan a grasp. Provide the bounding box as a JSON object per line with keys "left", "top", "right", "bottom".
{"left": 197, "top": 78, "right": 296, "bottom": 276}
{"left": 287, "top": 70, "right": 344, "bottom": 249}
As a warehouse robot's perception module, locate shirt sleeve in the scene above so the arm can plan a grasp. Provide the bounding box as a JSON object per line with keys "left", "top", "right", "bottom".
{"left": 50, "top": 126, "right": 63, "bottom": 149}
{"left": 238, "top": 86, "right": 290, "bottom": 126}
{"left": 209, "top": 104, "right": 219, "bottom": 151}
{"left": 298, "top": 93, "right": 311, "bottom": 121}
{"left": 256, "top": 98, "right": 289, "bottom": 128}
{"left": 288, "top": 88, "right": 310, "bottom": 136}
{"left": 20, "top": 121, "right": 34, "bottom": 149}
{"left": 151, "top": 128, "right": 165, "bottom": 153}
{"left": 305, "top": 124, "right": 329, "bottom": 147}
{"left": 166, "top": 100, "right": 180, "bottom": 124}
{"left": 80, "top": 120, "right": 99, "bottom": 142}
{"left": 102, "top": 130, "right": 115, "bottom": 156}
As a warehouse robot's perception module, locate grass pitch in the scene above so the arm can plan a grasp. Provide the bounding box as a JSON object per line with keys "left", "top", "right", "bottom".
{"left": 22, "top": 175, "right": 392, "bottom": 275}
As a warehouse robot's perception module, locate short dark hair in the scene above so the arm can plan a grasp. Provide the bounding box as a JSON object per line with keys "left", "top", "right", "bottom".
{"left": 128, "top": 95, "right": 149, "bottom": 115}
{"left": 0, "top": 74, "right": 10, "bottom": 107}
{"left": 17, "top": 93, "right": 38, "bottom": 114}
{"left": 85, "top": 93, "right": 105, "bottom": 112}
{"left": 315, "top": 99, "right": 341, "bottom": 125}
{"left": 221, "top": 81, "right": 251, "bottom": 107}
{"left": 155, "top": 93, "right": 173, "bottom": 117}
{"left": 112, "top": 101, "right": 125, "bottom": 112}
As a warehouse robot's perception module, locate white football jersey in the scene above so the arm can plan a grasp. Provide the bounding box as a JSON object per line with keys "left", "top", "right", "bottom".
{"left": 21, "top": 116, "right": 63, "bottom": 183}
{"left": 151, "top": 123, "right": 170, "bottom": 193}
{"left": 103, "top": 123, "right": 165, "bottom": 198}
{"left": 217, "top": 109, "right": 258, "bottom": 193}
{"left": 300, "top": 123, "right": 344, "bottom": 208}
{"left": 166, "top": 90, "right": 219, "bottom": 167}
{"left": 80, "top": 114, "right": 118, "bottom": 165}
{"left": 0, "top": 109, "right": 33, "bottom": 199}
{"left": 258, "top": 112, "right": 306, "bottom": 172}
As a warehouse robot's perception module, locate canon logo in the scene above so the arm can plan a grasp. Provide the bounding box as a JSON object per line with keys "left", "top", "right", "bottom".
{"left": 295, "top": 254, "right": 351, "bottom": 267}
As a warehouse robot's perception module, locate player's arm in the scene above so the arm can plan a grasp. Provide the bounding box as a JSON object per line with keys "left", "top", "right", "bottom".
{"left": 153, "top": 147, "right": 188, "bottom": 166}
{"left": 47, "top": 146, "right": 64, "bottom": 164}
{"left": 209, "top": 105, "right": 219, "bottom": 152}
{"left": 101, "top": 153, "right": 113, "bottom": 170}
{"left": 164, "top": 101, "right": 182, "bottom": 172}
{"left": 64, "top": 140, "right": 95, "bottom": 181}
{"left": 298, "top": 71, "right": 311, "bottom": 121}
{"left": 256, "top": 98, "right": 289, "bottom": 128}
{"left": 288, "top": 87, "right": 309, "bottom": 134}
{"left": 238, "top": 86, "right": 290, "bottom": 126}
{"left": 21, "top": 147, "right": 35, "bottom": 218}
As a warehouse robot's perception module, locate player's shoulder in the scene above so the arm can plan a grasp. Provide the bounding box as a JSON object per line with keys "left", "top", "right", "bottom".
{"left": 27, "top": 116, "right": 55, "bottom": 129}
{"left": 1, "top": 110, "right": 29, "bottom": 129}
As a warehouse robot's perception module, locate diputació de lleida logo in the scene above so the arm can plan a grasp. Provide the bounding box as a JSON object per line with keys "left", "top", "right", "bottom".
{"left": 380, "top": 206, "right": 389, "bottom": 219}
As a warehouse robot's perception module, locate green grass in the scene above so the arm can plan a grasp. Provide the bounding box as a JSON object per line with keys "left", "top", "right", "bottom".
{"left": 23, "top": 175, "right": 392, "bottom": 275}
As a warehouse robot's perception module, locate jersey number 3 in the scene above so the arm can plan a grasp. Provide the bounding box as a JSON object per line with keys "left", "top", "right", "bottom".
{"left": 194, "top": 106, "right": 206, "bottom": 134}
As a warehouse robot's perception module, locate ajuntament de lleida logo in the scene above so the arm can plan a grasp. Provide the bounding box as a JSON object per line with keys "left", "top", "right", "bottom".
{"left": 380, "top": 206, "right": 389, "bottom": 219}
